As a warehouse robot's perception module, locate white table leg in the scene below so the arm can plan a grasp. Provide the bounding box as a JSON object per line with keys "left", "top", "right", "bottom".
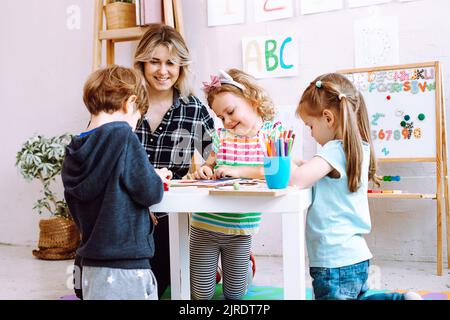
{"left": 168, "top": 212, "right": 191, "bottom": 300}
{"left": 282, "top": 210, "right": 306, "bottom": 300}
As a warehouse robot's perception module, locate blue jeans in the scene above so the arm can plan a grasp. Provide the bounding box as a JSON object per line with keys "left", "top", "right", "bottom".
{"left": 310, "top": 260, "right": 405, "bottom": 300}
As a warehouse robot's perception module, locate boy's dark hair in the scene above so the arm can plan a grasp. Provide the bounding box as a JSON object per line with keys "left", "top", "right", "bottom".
{"left": 83, "top": 65, "right": 149, "bottom": 116}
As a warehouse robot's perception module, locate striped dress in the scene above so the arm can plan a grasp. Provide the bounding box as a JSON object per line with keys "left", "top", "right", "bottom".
{"left": 190, "top": 121, "right": 283, "bottom": 235}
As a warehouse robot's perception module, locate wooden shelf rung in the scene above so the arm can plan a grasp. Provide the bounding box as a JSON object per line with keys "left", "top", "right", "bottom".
{"left": 99, "top": 27, "right": 147, "bottom": 42}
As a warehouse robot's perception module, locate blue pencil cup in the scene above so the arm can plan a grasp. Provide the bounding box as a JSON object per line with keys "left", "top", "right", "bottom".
{"left": 263, "top": 156, "right": 291, "bottom": 189}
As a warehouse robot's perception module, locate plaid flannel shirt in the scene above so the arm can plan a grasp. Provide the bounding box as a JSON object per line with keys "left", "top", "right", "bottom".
{"left": 135, "top": 92, "right": 215, "bottom": 179}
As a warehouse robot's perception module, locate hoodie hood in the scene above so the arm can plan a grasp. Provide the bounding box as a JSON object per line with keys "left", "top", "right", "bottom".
{"left": 62, "top": 122, "right": 131, "bottom": 201}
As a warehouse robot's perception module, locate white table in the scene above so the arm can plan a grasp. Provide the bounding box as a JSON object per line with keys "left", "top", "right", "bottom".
{"left": 150, "top": 186, "right": 312, "bottom": 300}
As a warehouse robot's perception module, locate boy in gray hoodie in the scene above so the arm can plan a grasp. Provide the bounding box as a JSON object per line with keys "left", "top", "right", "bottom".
{"left": 62, "top": 65, "right": 172, "bottom": 300}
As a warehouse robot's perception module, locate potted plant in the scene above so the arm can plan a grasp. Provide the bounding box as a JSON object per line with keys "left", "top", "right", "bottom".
{"left": 105, "top": 0, "right": 137, "bottom": 30}
{"left": 15, "top": 133, "right": 80, "bottom": 260}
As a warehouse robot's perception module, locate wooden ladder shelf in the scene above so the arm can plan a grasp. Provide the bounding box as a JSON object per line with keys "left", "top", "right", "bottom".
{"left": 92, "top": 0, "right": 184, "bottom": 71}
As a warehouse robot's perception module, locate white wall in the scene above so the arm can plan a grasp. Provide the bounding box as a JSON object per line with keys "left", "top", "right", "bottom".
{"left": 1, "top": 0, "right": 449, "bottom": 263}
{"left": 0, "top": 0, "right": 134, "bottom": 246}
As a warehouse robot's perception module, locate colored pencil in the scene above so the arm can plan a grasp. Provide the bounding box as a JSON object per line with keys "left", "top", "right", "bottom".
{"left": 260, "top": 127, "right": 296, "bottom": 157}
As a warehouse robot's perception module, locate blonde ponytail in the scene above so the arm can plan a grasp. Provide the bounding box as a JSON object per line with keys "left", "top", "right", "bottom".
{"left": 340, "top": 96, "right": 363, "bottom": 192}
{"left": 356, "top": 93, "right": 381, "bottom": 187}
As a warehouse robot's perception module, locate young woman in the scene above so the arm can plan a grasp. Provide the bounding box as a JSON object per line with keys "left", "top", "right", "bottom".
{"left": 133, "top": 23, "right": 215, "bottom": 298}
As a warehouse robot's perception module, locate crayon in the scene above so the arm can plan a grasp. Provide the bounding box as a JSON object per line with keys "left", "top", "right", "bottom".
{"left": 279, "top": 138, "right": 284, "bottom": 157}
{"left": 266, "top": 141, "right": 271, "bottom": 157}
{"left": 382, "top": 190, "right": 403, "bottom": 194}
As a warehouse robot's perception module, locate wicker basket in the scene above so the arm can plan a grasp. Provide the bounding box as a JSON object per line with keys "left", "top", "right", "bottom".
{"left": 105, "top": 2, "right": 137, "bottom": 30}
{"left": 32, "top": 216, "right": 80, "bottom": 260}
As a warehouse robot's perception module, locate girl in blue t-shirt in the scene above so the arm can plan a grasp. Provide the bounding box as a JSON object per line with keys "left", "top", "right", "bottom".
{"left": 289, "top": 73, "right": 422, "bottom": 300}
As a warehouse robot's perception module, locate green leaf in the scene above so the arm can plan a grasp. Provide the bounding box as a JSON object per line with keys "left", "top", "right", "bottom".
{"left": 16, "top": 133, "right": 72, "bottom": 216}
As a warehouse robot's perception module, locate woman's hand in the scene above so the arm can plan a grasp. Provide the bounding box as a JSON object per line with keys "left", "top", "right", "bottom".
{"left": 214, "top": 166, "right": 240, "bottom": 179}
{"left": 156, "top": 167, "right": 173, "bottom": 182}
{"left": 193, "top": 165, "right": 214, "bottom": 180}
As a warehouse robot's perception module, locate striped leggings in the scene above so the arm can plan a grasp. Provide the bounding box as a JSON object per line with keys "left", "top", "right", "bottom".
{"left": 189, "top": 226, "right": 251, "bottom": 300}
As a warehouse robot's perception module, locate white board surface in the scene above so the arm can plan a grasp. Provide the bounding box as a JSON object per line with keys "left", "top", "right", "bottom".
{"left": 342, "top": 65, "right": 438, "bottom": 159}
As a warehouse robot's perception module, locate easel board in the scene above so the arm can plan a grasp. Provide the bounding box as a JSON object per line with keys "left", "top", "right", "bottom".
{"left": 338, "top": 61, "right": 448, "bottom": 276}
{"left": 339, "top": 62, "right": 441, "bottom": 161}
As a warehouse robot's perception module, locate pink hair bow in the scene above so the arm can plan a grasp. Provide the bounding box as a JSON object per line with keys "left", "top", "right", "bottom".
{"left": 202, "top": 75, "right": 221, "bottom": 93}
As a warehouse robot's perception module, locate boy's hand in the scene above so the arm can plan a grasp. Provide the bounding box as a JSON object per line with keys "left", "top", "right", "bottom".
{"left": 149, "top": 212, "right": 158, "bottom": 226}
{"left": 156, "top": 168, "right": 173, "bottom": 182}
{"left": 214, "top": 166, "right": 240, "bottom": 179}
{"left": 193, "top": 165, "right": 214, "bottom": 180}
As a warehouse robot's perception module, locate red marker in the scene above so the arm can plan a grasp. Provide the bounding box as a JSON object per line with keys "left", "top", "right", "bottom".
{"left": 288, "top": 129, "right": 293, "bottom": 139}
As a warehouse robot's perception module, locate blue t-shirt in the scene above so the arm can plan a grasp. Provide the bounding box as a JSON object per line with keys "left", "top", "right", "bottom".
{"left": 306, "top": 140, "right": 373, "bottom": 268}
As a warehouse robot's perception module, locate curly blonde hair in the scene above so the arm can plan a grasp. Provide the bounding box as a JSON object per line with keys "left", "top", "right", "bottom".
{"left": 205, "top": 69, "right": 276, "bottom": 121}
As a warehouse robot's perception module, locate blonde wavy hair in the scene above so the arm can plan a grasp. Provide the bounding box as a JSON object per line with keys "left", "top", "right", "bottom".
{"left": 298, "top": 73, "right": 380, "bottom": 192}
{"left": 133, "top": 23, "right": 193, "bottom": 97}
{"left": 205, "top": 68, "right": 276, "bottom": 121}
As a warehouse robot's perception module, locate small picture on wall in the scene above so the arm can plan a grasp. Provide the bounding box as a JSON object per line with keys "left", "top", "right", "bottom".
{"left": 354, "top": 16, "right": 399, "bottom": 68}
{"left": 207, "top": 0, "right": 246, "bottom": 27}
{"left": 253, "top": 0, "right": 294, "bottom": 22}
{"left": 300, "top": 0, "right": 343, "bottom": 15}
{"left": 348, "top": 0, "right": 392, "bottom": 8}
{"left": 242, "top": 35, "right": 299, "bottom": 79}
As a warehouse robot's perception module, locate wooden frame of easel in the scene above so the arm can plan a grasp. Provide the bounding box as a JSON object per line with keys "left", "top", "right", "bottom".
{"left": 339, "top": 61, "right": 449, "bottom": 276}
{"left": 92, "top": 0, "right": 184, "bottom": 71}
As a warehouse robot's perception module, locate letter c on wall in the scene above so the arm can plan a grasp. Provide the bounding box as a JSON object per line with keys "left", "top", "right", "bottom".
{"left": 280, "top": 37, "right": 293, "bottom": 69}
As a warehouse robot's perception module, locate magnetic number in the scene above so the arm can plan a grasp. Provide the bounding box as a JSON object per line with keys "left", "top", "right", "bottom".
{"left": 402, "top": 128, "right": 410, "bottom": 139}
{"left": 373, "top": 128, "right": 420, "bottom": 141}
{"left": 372, "top": 130, "right": 378, "bottom": 141}
{"left": 386, "top": 130, "right": 392, "bottom": 141}
{"left": 413, "top": 128, "right": 422, "bottom": 139}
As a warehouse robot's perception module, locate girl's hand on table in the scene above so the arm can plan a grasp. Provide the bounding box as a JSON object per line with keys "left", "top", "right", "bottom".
{"left": 193, "top": 165, "right": 214, "bottom": 180}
